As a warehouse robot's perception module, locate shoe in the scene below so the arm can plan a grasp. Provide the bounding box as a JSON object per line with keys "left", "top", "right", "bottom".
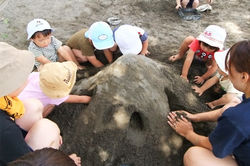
{"left": 107, "top": 17, "right": 122, "bottom": 26}
{"left": 196, "top": 4, "right": 212, "bottom": 12}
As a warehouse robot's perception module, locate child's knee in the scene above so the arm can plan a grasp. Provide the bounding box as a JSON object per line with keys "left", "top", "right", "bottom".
{"left": 193, "top": 0, "right": 199, "bottom": 8}
{"left": 25, "top": 118, "right": 61, "bottom": 150}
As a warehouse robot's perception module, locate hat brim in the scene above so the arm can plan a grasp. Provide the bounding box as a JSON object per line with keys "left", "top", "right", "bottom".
{"left": 0, "top": 47, "right": 35, "bottom": 97}
{"left": 27, "top": 28, "right": 54, "bottom": 40}
{"left": 214, "top": 49, "right": 229, "bottom": 74}
{"left": 197, "top": 34, "right": 224, "bottom": 50}
{"left": 92, "top": 39, "right": 115, "bottom": 50}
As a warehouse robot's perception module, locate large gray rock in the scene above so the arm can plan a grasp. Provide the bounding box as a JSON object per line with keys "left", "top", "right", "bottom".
{"left": 50, "top": 54, "right": 213, "bottom": 166}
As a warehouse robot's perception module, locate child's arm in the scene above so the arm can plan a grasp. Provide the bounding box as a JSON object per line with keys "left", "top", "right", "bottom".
{"left": 65, "top": 95, "right": 91, "bottom": 103}
{"left": 192, "top": 75, "right": 219, "bottom": 96}
{"left": 206, "top": 0, "right": 213, "bottom": 3}
{"left": 140, "top": 39, "right": 150, "bottom": 56}
{"left": 181, "top": 49, "right": 195, "bottom": 82}
{"left": 87, "top": 55, "right": 105, "bottom": 67}
{"left": 103, "top": 49, "right": 113, "bottom": 63}
{"left": 194, "top": 60, "right": 217, "bottom": 84}
{"left": 36, "top": 55, "right": 51, "bottom": 65}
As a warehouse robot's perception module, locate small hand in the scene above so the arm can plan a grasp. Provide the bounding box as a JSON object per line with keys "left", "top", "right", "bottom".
{"left": 69, "top": 153, "right": 81, "bottom": 166}
{"left": 193, "top": 76, "right": 204, "bottom": 84}
{"left": 167, "top": 112, "right": 194, "bottom": 137}
{"left": 191, "top": 85, "right": 203, "bottom": 96}
{"left": 140, "top": 50, "right": 150, "bottom": 56}
{"left": 176, "top": 4, "right": 182, "bottom": 10}
{"left": 180, "top": 75, "right": 189, "bottom": 82}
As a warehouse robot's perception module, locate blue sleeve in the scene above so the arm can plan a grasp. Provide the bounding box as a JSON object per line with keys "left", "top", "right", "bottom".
{"left": 209, "top": 116, "right": 245, "bottom": 158}
{"left": 139, "top": 32, "right": 148, "bottom": 42}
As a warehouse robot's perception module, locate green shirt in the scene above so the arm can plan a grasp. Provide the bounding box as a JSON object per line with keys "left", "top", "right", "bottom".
{"left": 66, "top": 28, "right": 95, "bottom": 57}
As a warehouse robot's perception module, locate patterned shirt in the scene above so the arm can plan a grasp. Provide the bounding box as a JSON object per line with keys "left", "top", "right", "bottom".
{"left": 28, "top": 36, "right": 62, "bottom": 68}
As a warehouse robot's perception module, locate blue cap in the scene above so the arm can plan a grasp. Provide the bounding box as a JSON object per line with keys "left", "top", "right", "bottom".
{"left": 85, "top": 21, "right": 114, "bottom": 50}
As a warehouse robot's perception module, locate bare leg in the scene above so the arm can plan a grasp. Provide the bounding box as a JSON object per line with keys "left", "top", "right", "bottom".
{"left": 206, "top": 93, "right": 241, "bottom": 109}
{"left": 192, "top": 0, "right": 199, "bottom": 8}
{"left": 72, "top": 49, "right": 88, "bottom": 63}
{"left": 169, "top": 36, "right": 195, "bottom": 62}
{"left": 184, "top": 146, "right": 238, "bottom": 166}
{"left": 15, "top": 99, "right": 43, "bottom": 131}
{"left": 181, "top": 0, "right": 189, "bottom": 8}
{"left": 25, "top": 118, "right": 62, "bottom": 150}
{"left": 58, "top": 46, "right": 85, "bottom": 69}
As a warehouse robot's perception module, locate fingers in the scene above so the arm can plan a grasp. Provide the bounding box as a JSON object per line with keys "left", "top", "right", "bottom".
{"left": 69, "top": 154, "right": 81, "bottom": 166}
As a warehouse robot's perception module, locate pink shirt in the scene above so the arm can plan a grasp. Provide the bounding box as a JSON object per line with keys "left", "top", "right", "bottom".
{"left": 18, "top": 72, "right": 69, "bottom": 106}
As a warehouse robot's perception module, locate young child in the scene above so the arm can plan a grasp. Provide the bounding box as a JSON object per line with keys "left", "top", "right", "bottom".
{"left": 175, "top": 0, "right": 213, "bottom": 9}
{"left": 18, "top": 61, "right": 91, "bottom": 117}
{"left": 112, "top": 24, "right": 150, "bottom": 56}
{"left": 66, "top": 21, "right": 115, "bottom": 68}
{"left": 27, "top": 18, "right": 83, "bottom": 70}
{"left": 0, "top": 42, "right": 67, "bottom": 164}
{"left": 168, "top": 40, "right": 250, "bottom": 166}
{"left": 169, "top": 25, "right": 226, "bottom": 84}
{"left": 192, "top": 49, "right": 243, "bottom": 109}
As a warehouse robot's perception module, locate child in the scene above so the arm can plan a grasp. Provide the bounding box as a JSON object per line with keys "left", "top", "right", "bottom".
{"left": 112, "top": 24, "right": 150, "bottom": 56}
{"left": 168, "top": 40, "right": 250, "bottom": 166}
{"left": 27, "top": 18, "right": 83, "bottom": 70}
{"left": 0, "top": 42, "right": 68, "bottom": 164}
{"left": 18, "top": 61, "right": 91, "bottom": 117}
{"left": 66, "top": 21, "right": 115, "bottom": 68}
{"left": 192, "top": 49, "right": 243, "bottom": 109}
{"left": 169, "top": 25, "right": 226, "bottom": 84}
{"left": 175, "top": 0, "right": 213, "bottom": 9}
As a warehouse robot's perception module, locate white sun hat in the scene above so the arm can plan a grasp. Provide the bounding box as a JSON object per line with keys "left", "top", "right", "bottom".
{"left": 197, "top": 25, "right": 226, "bottom": 50}
{"left": 214, "top": 49, "right": 229, "bottom": 74}
{"left": 27, "top": 18, "right": 53, "bottom": 40}
{"left": 114, "top": 25, "right": 143, "bottom": 55}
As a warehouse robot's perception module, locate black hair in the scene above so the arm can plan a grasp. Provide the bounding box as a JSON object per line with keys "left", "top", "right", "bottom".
{"left": 31, "top": 29, "right": 52, "bottom": 39}
{"left": 225, "top": 40, "right": 250, "bottom": 75}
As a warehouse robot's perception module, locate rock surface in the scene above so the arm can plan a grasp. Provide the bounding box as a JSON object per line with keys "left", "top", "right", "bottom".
{"left": 50, "top": 55, "right": 213, "bottom": 165}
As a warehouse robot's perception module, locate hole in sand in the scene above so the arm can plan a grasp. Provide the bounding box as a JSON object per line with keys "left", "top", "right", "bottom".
{"left": 129, "top": 112, "right": 144, "bottom": 130}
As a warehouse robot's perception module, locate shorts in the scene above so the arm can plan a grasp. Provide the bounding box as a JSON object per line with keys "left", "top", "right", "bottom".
{"left": 181, "top": 0, "right": 195, "bottom": 8}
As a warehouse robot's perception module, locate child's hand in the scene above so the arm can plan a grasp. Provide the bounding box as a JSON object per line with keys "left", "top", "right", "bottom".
{"left": 180, "top": 75, "right": 189, "bottom": 82}
{"left": 140, "top": 50, "right": 150, "bottom": 56}
{"left": 176, "top": 4, "right": 182, "bottom": 9}
{"left": 194, "top": 76, "right": 204, "bottom": 84}
{"left": 191, "top": 85, "right": 203, "bottom": 96}
{"left": 69, "top": 153, "right": 81, "bottom": 166}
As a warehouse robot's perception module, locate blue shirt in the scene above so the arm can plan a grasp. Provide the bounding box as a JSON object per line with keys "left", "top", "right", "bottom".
{"left": 209, "top": 95, "right": 250, "bottom": 166}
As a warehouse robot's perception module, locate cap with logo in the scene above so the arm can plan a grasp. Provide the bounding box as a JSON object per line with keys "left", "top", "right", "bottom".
{"left": 39, "top": 61, "right": 77, "bottom": 98}
{"left": 85, "top": 21, "right": 114, "bottom": 50}
{"left": 27, "top": 18, "right": 53, "bottom": 40}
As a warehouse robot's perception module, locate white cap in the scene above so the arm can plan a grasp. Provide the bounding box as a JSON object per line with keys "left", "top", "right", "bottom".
{"left": 197, "top": 25, "right": 226, "bottom": 50}
{"left": 214, "top": 49, "right": 229, "bottom": 74}
{"left": 115, "top": 25, "right": 142, "bottom": 55}
{"left": 26, "top": 19, "right": 52, "bottom": 40}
